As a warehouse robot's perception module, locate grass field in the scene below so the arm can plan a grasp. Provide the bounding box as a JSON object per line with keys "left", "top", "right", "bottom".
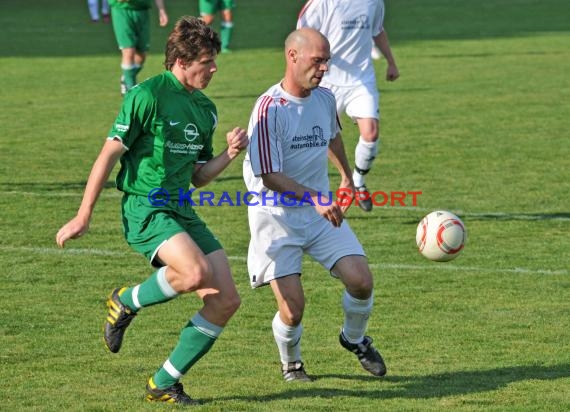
{"left": 1, "top": 0, "right": 569, "bottom": 410}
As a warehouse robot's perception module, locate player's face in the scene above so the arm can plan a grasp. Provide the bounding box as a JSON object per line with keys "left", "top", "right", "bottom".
{"left": 297, "top": 41, "right": 330, "bottom": 93}
{"left": 179, "top": 51, "right": 218, "bottom": 91}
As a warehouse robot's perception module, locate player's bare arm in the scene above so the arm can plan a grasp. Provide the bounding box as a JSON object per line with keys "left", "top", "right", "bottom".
{"left": 374, "top": 30, "right": 399, "bottom": 81}
{"left": 328, "top": 133, "right": 356, "bottom": 214}
{"left": 191, "top": 127, "right": 247, "bottom": 188}
{"left": 262, "top": 172, "right": 345, "bottom": 228}
{"left": 154, "top": 0, "right": 168, "bottom": 27}
{"left": 56, "top": 139, "right": 126, "bottom": 247}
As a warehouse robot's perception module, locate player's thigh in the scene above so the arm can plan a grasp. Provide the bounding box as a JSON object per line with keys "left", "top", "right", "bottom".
{"left": 331, "top": 255, "right": 374, "bottom": 299}
{"left": 157, "top": 232, "right": 211, "bottom": 279}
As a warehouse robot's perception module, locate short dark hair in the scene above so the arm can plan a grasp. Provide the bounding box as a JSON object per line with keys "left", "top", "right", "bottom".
{"left": 164, "top": 16, "right": 221, "bottom": 70}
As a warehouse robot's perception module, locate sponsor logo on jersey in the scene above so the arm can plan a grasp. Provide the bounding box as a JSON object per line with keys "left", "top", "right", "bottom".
{"left": 184, "top": 123, "right": 199, "bottom": 142}
{"left": 290, "top": 126, "right": 328, "bottom": 149}
{"left": 165, "top": 140, "right": 204, "bottom": 155}
{"left": 116, "top": 123, "right": 129, "bottom": 132}
{"left": 341, "top": 15, "right": 369, "bottom": 30}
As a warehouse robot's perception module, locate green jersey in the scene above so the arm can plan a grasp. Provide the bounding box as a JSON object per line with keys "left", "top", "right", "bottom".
{"left": 109, "top": 71, "right": 217, "bottom": 198}
{"left": 108, "top": 0, "right": 152, "bottom": 10}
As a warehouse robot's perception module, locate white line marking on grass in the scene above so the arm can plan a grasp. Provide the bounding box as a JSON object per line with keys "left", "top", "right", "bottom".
{"left": 367, "top": 262, "right": 568, "bottom": 276}
{"left": 3, "top": 191, "right": 122, "bottom": 198}
{"left": 2, "top": 246, "right": 567, "bottom": 276}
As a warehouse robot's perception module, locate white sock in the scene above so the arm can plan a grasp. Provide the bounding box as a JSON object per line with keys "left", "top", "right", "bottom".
{"left": 353, "top": 137, "right": 379, "bottom": 187}
{"left": 101, "top": 0, "right": 109, "bottom": 15}
{"left": 341, "top": 290, "right": 373, "bottom": 344}
{"left": 272, "top": 312, "right": 303, "bottom": 364}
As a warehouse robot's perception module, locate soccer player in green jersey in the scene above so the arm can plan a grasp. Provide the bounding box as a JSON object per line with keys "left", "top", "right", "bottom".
{"left": 108, "top": 0, "right": 169, "bottom": 95}
{"left": 199, "top": 0, "right": 235, "bottom": 53}
{"left": 56, "top": 16, "right": 248, "bottom": 405}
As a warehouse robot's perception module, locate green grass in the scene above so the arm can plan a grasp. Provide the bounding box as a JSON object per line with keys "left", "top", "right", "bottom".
{"left": 1, "top": 0, "right": 569, "bottom": 410}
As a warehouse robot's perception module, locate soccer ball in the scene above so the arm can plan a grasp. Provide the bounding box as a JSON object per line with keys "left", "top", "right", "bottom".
{"left": 416, "top": 211, "right": 466, "bottom": 262}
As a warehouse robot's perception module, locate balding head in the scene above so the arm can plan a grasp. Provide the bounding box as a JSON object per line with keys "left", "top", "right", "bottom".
{"left": 285, "top": 28, "right": 329, "bottom": 54}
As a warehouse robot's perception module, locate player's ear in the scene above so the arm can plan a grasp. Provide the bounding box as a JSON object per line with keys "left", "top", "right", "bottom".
{"left": 288, "top": 49, "right": 298, "bottom": 63}
{"left": 176, "top": 58, "right": 187, "bottom": 70}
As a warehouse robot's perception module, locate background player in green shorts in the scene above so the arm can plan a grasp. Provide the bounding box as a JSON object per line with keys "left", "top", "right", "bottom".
{"left": 109, "top": 0, "right": 169, "bottom": 95}
{"left": 199, "top": 0, "right": 235, "bottom": 53}
{"left": 56, "top": 16, "right": 248, "bottom": 405}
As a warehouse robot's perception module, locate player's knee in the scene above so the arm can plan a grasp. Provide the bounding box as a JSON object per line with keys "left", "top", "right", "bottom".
{"left": 348, "top": 274, "right": 374, "bottom": 298}
{"left": 176, "top": 260, "right": 212, "bottom": 292}
{"left": 201, "top": 15, "right": 215, "bottom": 25}
{"left": 280, "top": 305, "right": 304, "bottom": 326}
{"left": 220, "top": 293, "right": 241, "bottom": 318}
{"left": 358, "top": 121, "right": 379, "bottom": 141}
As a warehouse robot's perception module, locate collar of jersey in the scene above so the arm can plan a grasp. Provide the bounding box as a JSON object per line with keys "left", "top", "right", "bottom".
{"left": 278, "top": 82, "right": 312, "bottom": 104}
{"left": 165, "top": 71, "right": 192, "bottom": 94}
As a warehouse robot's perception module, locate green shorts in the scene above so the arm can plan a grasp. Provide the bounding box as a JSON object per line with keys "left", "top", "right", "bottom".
{"left": 110, "top": 7, "right": 150, "bottom": 51}
{"left": 199, "top": 0, "right": 235, "bottom": 15}
{"left": 121, "top": 194, "right": 223, "bottom": 267}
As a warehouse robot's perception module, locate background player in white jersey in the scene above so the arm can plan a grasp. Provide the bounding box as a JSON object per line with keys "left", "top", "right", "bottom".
{"left": 243, "top": 27, "right": 387, "bottom": 381}
{"left": 87, "top": 0, "right": 110, "bottom": 23}
{"left": 56, "top": 16, "right": 247, "bottom": 405}
{"left": 297, "top": 0, "right": 400, "bottom": 212}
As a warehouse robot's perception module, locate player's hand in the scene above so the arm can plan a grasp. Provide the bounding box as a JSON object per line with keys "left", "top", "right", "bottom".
{"left": 56, "top": 216, "right": 90, "bottom": 248}
{"left": 386, "top": 64, "right": 400, "bottom": 81}
{"left": 336, "top": 184, "right": 355, "bottom": 215}
{"left": 158, "top": 10, "right": 168, "bottom": 27}
{"left": 316, "top": 202, "right": 344, "bottom": 228}
{"left": 226, "top": 127, "right": 248, "bottom": 159}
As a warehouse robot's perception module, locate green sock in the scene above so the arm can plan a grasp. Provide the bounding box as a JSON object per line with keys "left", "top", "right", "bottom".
{"left": 121, "top": 65, "right": 137, "bottom": 90}
{"left": 133, "top": 64, "right": 142, "bottom": 77}
{"left": 220, "top": 22, "right": 233, "bottom": 50}
{"left": 153, "top": 313, "right": 222, "bottom": 389}
{"left": 119, "top": 267, "right": 178, "bottom": 313}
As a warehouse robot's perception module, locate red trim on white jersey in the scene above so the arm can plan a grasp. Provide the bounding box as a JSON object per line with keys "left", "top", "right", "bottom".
{"left": 297, "top": 0, "right": 316, "bottom": 20}
{"left": 257, "top": 96, "right": 274, "bottom": 174}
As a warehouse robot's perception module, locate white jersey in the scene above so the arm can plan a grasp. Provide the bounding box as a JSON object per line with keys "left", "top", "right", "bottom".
{"left": 243, "top": 83, "right": 341, "bottom": 207}
{"left": 297, "top": 0, "right": 385, "bottom": 87}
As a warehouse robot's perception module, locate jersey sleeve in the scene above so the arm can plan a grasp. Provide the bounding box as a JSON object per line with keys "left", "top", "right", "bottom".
{"left": 107, "top": 86, "right": 155, "bottom": 150}
{"left": 247, "top": 96, "right": 283, "bottom": 176}
{"left": 296, "top": 0, "right": 323, "bottom": 29}
{"left": 372, "top": 0, "right": 386, "bottom": 36}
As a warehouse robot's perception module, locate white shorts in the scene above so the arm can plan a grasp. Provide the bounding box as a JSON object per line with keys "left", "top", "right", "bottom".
{"left": 321, "top": 81, "right": 380, "bottom": 121}
{"left": 247, "top": 205, "right": 366, "bottom": 288}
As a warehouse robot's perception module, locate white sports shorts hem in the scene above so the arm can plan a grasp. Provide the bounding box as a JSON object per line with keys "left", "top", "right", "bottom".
{"left": 321, "top": 81, "right": 380, "bottom": 120}
{"left": 247, "top": 205, "right": 365, "bottom": 288}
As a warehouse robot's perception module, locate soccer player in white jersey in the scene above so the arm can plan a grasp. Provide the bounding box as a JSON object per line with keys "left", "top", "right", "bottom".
{"left": 297, "top": 0, "right": 400, "bottom": 212}
{"left": 87, "top": 0, "right": 110, "bottom": 23}
{"left": 243, "top": 28, "right": 387, "bottom": 381}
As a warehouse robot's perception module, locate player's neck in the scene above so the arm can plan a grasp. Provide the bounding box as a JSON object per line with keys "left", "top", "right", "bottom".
{"left": 281, "top": 79, "right": 310, "bottom": 98}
